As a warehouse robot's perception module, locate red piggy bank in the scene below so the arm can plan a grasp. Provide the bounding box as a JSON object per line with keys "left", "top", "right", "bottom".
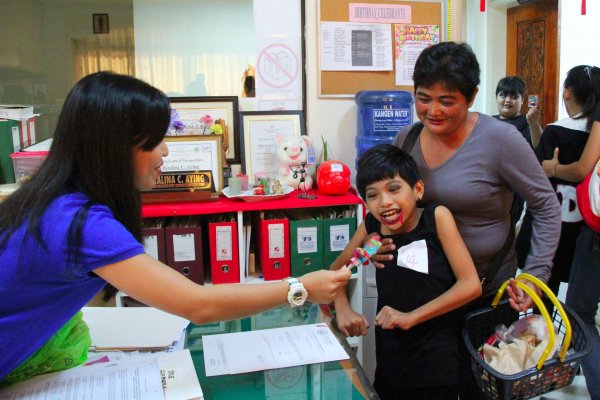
{"left": 317, "top": 160, "right": 351, "bottom": 195}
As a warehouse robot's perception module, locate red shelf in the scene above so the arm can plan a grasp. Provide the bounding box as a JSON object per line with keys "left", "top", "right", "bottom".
{"left": 141, "top": 189, "right": 364, "bottom": 218}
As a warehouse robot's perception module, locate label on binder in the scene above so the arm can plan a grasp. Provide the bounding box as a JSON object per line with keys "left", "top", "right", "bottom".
{"left": 216, "top": 226, "right": 233, "bottom": 261}
{"left": 173, "top": 233, "right": 196, "bottom": 262}
{"left": 268, "top": 223, "right": 285, "bottom": 258}
{"left": 297, "top": 227, "right": 318, "bottom": 253}
{"left": 330, "top": 225, "right": 350, "bottom": 251}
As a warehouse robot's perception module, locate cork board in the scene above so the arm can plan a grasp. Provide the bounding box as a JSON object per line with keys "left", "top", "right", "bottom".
{"left": 318, "top": 0, "right": 443, "bottom": 97}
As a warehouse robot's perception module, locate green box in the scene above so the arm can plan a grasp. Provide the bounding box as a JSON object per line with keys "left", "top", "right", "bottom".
{"left": 0, "top": 120, "right": 20, "bottom": 183}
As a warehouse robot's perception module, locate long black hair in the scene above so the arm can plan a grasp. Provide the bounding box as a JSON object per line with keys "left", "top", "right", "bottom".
{"left": 0, "top": 72, "right": 170, "bottom": 254}
{"left": 563, "top": 65, "right": 600, "bottom": 131}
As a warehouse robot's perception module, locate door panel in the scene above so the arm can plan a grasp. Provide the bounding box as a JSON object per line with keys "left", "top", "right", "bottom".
{"left": 507, "top": 0, "right": 558, "bottom": 127}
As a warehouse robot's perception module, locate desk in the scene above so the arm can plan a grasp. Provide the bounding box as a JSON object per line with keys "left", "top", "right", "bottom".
{"left": 185, "top": 303, "right": 379, "bottom": 399}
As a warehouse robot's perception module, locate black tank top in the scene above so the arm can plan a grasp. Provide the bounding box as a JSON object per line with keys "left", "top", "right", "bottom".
{"left": 365, "top": 203, "right": 460, "bottom": 387}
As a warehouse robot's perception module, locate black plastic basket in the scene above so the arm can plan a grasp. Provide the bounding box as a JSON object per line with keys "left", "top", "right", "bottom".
{"left": 462, "top": 298, "right": 592, "bottom": 400}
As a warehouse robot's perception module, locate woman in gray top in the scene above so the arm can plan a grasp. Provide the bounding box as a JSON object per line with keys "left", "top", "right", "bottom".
{"left": 388, "top": 41, "right": 560, "bottom": 305}
{"left": 382, "top": 41, "right": 559, "bottom": 399}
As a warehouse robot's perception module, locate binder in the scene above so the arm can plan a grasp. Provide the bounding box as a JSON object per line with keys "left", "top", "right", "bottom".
{"left": 0, "top": 119, "right": 19, "bottom": 183}
{"left": 142, "top": 217, "right": 167, "bottom": 263}
{"left": 288, "top": 210, "right": 324, "bottom": 277}
{"left": 321, "top": 207, "right": 356, "bottom": 268}
{"left": 165, "top": 216, "right": 204, "bottom": 285}
{"left": 255, "top": 211, "right": 290, "bottom": 281}
{"left": 208, "top": 216, "right": 240, "bottom": 284}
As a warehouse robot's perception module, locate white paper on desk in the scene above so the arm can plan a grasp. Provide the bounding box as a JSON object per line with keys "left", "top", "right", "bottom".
{"left": 0, "top": 355, "right": 164, "bottom": 400}
{"left": 158, "top": 350, "right": 204, "bottom": 400}
{"left": 82, "top": 306, "right": 189, "bottom": 350}
{"left": 202, "top": 323, "right": 349, "bottom": 376}
{"left": 85, "top": 350, "right": 203, "bottom": 400}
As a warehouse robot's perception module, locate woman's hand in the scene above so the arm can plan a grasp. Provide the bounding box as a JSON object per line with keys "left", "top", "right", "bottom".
{"left": 505, "top": 278, "right": 541, "bottom": 312}
{"left": 335, "top": 303, "right": 370, "bottom": 337}
{"left": 370, "top": 237, "right": 395, "bottom": 269}
{"left": 541, "top": 147, "right": 560, "bottom": 178}
{"left": 375, "top": 306, "right": 414, "bottom": 330}
{"left": 300, "top": 268, "right": 351, "bottom": 304}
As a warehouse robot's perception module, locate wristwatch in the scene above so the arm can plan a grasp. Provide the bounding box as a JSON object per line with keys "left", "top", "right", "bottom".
{"left": 284, "top": 277, "right": 308, "bottom": 307}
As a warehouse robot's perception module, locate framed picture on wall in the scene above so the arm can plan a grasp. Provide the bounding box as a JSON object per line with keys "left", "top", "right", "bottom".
{"left": 168, "top": 96, "right": 241, "bottom": 164}
{"left": 92, "top": 14, "right": 109, "bottom": 34}
{"left": 239, "top": 111, "right": 306, "bottom": 184}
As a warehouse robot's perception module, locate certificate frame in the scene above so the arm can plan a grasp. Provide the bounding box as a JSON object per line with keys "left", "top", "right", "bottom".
{"left": 240, "top": 110, "right": 306, "bottom": 183}
{"left": 168, "top": 96, "right": 241, "bottom": 164}
{"left": 142, "top": 135, "right": 224, "bottom": 204}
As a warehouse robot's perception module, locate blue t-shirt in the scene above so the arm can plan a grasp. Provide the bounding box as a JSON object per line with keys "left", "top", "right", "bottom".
{"left": 0, "top": 193, "right": 144, "bottom": 379}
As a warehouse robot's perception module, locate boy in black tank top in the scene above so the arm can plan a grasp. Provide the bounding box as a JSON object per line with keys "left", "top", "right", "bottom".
{"left": 331, "top": 144, "right": 482, "bottom": 400}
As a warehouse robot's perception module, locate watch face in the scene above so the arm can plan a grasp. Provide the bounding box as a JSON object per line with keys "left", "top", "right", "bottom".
{"left": 289, "top": 284, "right": 308, "bottom": 306}
{"left": 292, "top": 292, "right": 304, "bottom": 303}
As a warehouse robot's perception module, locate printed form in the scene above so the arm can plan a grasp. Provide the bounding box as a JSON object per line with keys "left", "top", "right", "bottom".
{"left": 202, "top": 323, "right": 349, "bottom": 376}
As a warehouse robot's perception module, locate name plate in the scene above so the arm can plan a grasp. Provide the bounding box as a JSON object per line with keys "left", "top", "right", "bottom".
{"left": 154, "top": 171, "right": 215, "bottom": 192}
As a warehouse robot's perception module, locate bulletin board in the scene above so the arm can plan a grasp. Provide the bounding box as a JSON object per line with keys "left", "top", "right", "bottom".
{"left": 318, "top": 0, "right": 444, "bottom": 97}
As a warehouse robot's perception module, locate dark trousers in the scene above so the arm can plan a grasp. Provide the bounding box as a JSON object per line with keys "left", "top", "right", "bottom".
{"left": 374, "top": 380, "right": 458, "bottom": 400}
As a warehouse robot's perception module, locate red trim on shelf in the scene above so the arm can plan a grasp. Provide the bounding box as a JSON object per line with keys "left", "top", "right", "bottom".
{"left": 141, "top": 189, "right": 364, "bottom": 218}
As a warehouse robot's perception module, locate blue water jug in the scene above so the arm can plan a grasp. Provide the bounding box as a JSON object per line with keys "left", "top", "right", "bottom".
{"left": 355, "top": 90, "right": 414, "bottom": 168}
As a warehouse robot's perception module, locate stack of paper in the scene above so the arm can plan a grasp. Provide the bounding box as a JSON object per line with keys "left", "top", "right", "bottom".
{"left": 0, "top": 350, "right": 203, "bottom": 400}
{"left": 82, "top": 307, "right": 190, "bottom": 351}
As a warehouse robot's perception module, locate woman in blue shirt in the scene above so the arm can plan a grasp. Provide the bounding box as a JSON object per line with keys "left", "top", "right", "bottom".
{"left": 0, "top": 72, "right": 351, "bottom": 383}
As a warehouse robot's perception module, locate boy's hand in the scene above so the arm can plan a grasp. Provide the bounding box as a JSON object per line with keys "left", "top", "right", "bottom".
{"left": 375, "top": 306, "right": 414, "bottom": 330}
{"left": 370, "top": 238, "right": 395, "bottom": 268}
{"left": 335, "top": 303, "right": 369, "bottom": 337}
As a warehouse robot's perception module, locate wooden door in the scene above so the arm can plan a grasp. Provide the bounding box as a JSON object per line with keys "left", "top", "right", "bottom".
{"left": 507, "top": 0, "right": 558, "bottom": 127}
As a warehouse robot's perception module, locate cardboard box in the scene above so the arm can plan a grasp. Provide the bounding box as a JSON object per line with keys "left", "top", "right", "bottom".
{"left": 0, "top": 105, "right": 34, "bottom": 120}
{"left": 18, "top": 117, "right": 36, "bottom": 148}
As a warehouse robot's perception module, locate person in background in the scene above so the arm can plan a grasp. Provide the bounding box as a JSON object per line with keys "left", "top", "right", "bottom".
{"left": 332, "top": 144, "right": 481, "bottom": 400}
{"left": 366, "top": 42, "right": 560, "bottom": 399}
{"left": 517, "top": 65, "right": 600, "bottom": 310}
{"left": 492, "top": 76, "right": 543, "bottom": 224}
{"left": 541, "top": 91, "right": 600, "bottom": 400}
{"left": 0, "top": 72, "right": 351, "bottom": 385}
{"left": 492, "top": 76, "right": 543, "bottom": 148}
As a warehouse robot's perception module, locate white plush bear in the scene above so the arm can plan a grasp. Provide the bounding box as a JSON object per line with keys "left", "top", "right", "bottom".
{"left": 275, "top": 134, "right": 313, "bottom": 190}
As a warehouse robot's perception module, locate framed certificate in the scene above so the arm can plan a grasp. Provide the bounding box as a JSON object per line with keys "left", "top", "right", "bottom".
{"left": 240, "top": 110, "right": 306, "bottom": 184}
{"left": 168, "top": 96, "right": 241, "bottom": 164}
{"left": 141, "top": 135, "right": 224, "bottom": 204}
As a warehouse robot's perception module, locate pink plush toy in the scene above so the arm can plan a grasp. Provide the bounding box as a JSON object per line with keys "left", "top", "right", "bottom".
{"left": 275, "top": 134, "right": 313, "bottom": 190}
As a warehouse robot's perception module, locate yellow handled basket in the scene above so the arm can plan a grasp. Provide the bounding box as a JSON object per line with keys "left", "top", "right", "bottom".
{"left": 462, "top": 274, "right": 592, "bottom": 400}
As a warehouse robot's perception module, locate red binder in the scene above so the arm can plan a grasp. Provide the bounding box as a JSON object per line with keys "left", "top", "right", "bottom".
{"left": 256, "top": 213, "right": 290, "bottom": 281}
{"left": 208, "top": 221, "right": 240, "bottom": 284}
{"left": 142, "top": 225, "right": 167, "bottom": 264}
{"left": 165, "top": 221, "right": 204, "bottom": 285}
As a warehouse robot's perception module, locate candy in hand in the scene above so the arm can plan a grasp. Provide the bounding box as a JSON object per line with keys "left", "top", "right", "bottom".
{"left": 346, "top": 236, "right": 382, "bottom": 270}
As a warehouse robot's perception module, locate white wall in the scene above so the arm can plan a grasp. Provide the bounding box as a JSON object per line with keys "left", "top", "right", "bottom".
{"left": 557, "top": 0, "right": 600, "bottom": 119}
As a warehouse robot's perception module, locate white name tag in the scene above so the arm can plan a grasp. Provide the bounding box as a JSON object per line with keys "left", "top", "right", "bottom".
{"left": 396, "top": 239, "right": 428, "bottom": 274}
